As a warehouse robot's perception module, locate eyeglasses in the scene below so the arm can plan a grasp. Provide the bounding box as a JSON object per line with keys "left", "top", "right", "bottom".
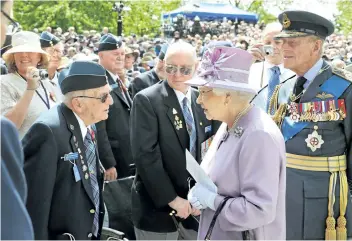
{"left": 1, "top": 10, "right": 19, "bottom": 35}
{"left": 74, "top": 92, "right": 110, "bottom": 103}
{"left": 165, "top": 64, "right": 193, "bottom": 76}
{"left": 46, "top": 48, "right": 64, "bottom": 57}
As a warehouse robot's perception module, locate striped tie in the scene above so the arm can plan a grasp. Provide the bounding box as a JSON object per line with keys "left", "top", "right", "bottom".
{"left": 84, "top": 129, "right": 100, "bottom": 237}
{"left": 182, "top": 97, "right": 196, "bottom": 158}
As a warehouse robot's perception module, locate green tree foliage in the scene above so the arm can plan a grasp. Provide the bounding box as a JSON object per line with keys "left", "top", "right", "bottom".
{"left": 335, "top": 0, "right": 352, "bottom": 35}
{"left": 13, "top": 0, "right": 181, "bottom": 36}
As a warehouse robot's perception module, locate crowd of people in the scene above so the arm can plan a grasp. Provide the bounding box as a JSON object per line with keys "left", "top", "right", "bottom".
{"left": 1, "top": 0, "right": 352, "bottom": 240}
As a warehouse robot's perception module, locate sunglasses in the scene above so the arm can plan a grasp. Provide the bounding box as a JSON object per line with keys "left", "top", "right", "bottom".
{"left": 74, "top": 92, "right": 110, "bottom": 103}
{"left": 1, "top": 10, "right": 19, "bottom": 35}
{"left": 165, "top": 64, "right": 193, "bottom": 76}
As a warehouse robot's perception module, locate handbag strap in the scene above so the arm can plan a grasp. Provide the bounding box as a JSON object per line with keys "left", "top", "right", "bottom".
{"left": 204, "top": 196, "right": 231, "bottom": 241}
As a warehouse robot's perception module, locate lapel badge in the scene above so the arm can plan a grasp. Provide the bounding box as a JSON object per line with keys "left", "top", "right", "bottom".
{"left": 70, "top": 124, "right": 74, "bottom": 130}
{"left": 75, "top": 143, "right": 79, "bottom": 148}
{"left": 174, "top": 116, "right": 183, "bottom": 130}
{"left": 85, "top": 173, "right": 89, "bottom": 180}
{"left": 82, "top": 165, "right": 88, "bottom": 172}
{"left": 172, "top": 108, "right": 177, "bottom": 114}
{"left": 78, "top": 148, "right": 81, "bottom": 154}
{"left": 61, "top": 152, "right": 79, "bottom": 161}
{"left": 80, "top": 155, "right": 84, "bottom": 160}
{"left": 316, "top": 92, "right": 334, "bottom": 100}
{"left": 305, "top": 125, "right": 324, "bottom": 152}
{"left": 73, "top": 136, "right": 77, "bottom": 142}
{"left": 200, "top": 122, "right": 203, "bottom": 126}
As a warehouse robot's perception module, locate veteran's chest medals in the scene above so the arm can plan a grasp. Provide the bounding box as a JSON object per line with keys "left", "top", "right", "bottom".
{"left": 305, "top": 125, "right": 324, "bottom": 152}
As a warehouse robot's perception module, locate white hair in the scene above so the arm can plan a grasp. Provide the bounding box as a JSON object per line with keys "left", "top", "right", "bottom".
{"left": 165, "top": 40, "right": 197, "bottom": 63}
{"left": 262, "top": 22, "right": 283, "bottom": 38}
{"left": 63, "top": 90, "right": 87, "bottom": 106}
{"left": 212, "top": 88, "right": 255, "bottom": 102}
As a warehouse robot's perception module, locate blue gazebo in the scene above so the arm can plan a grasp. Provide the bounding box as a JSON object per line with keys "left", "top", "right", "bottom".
{"left": 163, "top": 3, "right": 259, "bottom": 22}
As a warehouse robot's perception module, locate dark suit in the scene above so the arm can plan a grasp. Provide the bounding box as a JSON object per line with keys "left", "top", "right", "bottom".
{"left": 96, "top": 71, "right": 133, "bottom": 178}
{"left": 130, "top": 80, "right": 220, "bottom": 233}
{"left": 22, "top": 104, "right": 105, "bottom": 240}
{"left": 1, "top": 117, "right": 33, "bottom": 240}
{"left": 129, "top": 69, "right": 161, "bottom": 98}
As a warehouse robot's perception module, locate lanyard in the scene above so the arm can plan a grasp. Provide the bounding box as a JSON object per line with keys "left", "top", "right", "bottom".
{"left": 16, "top": 72, "right": 50, "bottom": 109}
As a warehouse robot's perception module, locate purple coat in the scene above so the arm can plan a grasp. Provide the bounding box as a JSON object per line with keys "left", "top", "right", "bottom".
{"left": 198, "top": 106, "right": 286, "bottom": 240}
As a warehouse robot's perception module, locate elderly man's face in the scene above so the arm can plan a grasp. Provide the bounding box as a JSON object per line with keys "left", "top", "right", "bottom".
{"left": 1, "top": 1, "right": 13, "bottom": 47}
{"left": 99, "top": 47, "right": 125, "bottom": 74}
{"left": 262, "top": 30, "right": 283, "bottom": 65}
{"left": 165, "top": 51, "right": 197, "bottom": 94}
{"left": 281, "top": 36, "right": 321, "bottom": 75}
{"left": 76, "top": 84, "right": 113, "bottom": 124}
{"left": 44, "top": 43, "right": 63, "bottom": 69}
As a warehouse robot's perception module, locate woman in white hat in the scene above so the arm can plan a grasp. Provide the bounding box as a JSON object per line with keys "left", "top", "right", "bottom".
{"left": 1, "top": 31, "right": 57, "bottom": 138}
{"left": 186, "top": 46, "right": 286, "bottom": 240}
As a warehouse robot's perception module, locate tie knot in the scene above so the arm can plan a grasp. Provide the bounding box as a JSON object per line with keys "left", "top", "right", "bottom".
{"left": 271, "top": 66, "right": 280, "bottom": 75}
{"left": 183, "top": 96, "right": 189, "bottom": 106}
{"left": 296, "top": 76, "right": 307, "bottom": 87}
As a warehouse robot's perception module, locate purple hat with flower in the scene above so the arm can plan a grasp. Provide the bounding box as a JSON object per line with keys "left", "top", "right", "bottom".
{"left": 186, "top": 46, "right": 256, "bottom": 94}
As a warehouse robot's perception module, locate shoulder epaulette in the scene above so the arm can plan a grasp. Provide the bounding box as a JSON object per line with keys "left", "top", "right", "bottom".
{"left": 332, "top": 67, "right": 352, "bottom": 82}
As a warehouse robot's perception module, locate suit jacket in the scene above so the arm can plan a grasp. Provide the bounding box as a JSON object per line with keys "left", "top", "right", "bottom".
{"left": 1, "top": 117, "right": 34, "bottom": 240}
{"left": 96, "top": 71, "right": 133, "bottom": 178}
{"left": 129, "top": 69, "right": 161, "bottom": 99}
{"left": 22, "top": 104, "right": 105, "bottom": 240}
{"left": 249, "top": 61, "right": 295, "bottom": 111}
{"left": 130, "top": 80, "right": 221, "bottom": 232}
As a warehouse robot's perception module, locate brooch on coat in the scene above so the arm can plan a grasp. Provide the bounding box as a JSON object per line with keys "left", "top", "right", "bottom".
{"left": 173, "top": 108, "right": 183, "bottom": 130}
{"left": 233, "top": 126, "right": 244, "bottom": 137}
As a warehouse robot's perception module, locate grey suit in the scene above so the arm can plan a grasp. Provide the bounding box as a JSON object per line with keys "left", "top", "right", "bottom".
{"left": 252, "top": 61, "right": 352, "bottom": 239}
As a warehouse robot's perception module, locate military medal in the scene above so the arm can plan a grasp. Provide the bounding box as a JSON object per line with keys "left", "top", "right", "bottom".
{"left": 305, "top": 126, "right": 324, "bottom": 152}
{"left": 172, "top": 108, "right": 177, "bottom": 114}
{"left": 85, "top": 173, "right": 89, "bottom": 180}
{"left": 82, "top": 165, "right": 87, "bottom": 172}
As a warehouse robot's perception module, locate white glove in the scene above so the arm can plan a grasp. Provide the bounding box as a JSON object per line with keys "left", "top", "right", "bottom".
{"left": 187, "top": 183, "right": 218, "bottom": 211}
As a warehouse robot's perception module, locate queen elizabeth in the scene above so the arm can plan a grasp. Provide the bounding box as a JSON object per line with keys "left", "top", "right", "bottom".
{"left": 187, "top": 46, "right": 286, "bottom": 240}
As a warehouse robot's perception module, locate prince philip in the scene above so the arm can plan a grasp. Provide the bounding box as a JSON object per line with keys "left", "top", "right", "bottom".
{"left": 22, "top": 61, "right": 113, "bottom": 240}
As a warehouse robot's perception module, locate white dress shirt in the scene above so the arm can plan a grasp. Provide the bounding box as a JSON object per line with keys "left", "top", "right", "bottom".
{"left": 173, "top": 88, "right": 194, "bottom": 120}
{"left": 73, "top": 112, "right": 89, "bottom": 140}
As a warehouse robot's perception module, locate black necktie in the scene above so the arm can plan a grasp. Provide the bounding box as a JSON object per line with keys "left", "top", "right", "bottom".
{"left": 293, "top": 76, "right": 307, "bottom": 102}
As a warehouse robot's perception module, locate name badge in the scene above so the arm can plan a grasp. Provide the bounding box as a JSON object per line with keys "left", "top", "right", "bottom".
{"left": 73, "top": 164, "right": 81, "bottom": 182}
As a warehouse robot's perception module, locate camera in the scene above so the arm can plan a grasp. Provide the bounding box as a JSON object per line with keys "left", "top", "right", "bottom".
{"left": 263, "top": 45, "right": 274, "bottom": 56}
{"left": 39, "top": 70, "right": 48, "bottom": 80}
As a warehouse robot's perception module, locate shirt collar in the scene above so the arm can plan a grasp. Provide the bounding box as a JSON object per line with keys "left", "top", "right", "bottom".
{"left": 174, "top": 88, "right": 192, "bottom": 106}
{"left": 264, "top": 61, "right": 285, "bottom": 74}
{"left": 73, "top": 112, "right": 89, "bottom": 140}
{"left": 107, "top": 70, "right": 118, "bottom": 82}
{"left": 303, "top": 58, "right": 323, "bottom": 82}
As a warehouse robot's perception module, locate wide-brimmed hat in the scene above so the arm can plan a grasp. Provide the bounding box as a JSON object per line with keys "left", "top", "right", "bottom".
{"left": 125, "top": 47, "right": 139, "bottom": 60}
{"left": 186, "top": 46, "right": 256, "bottom": 94}
{"left": 3, "top": 31, "right": 49, "bottom": 63}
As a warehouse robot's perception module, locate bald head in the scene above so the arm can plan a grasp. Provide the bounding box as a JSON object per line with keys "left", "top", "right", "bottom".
{"left": 165, "top": 41, "right": 197, "bottom": 63}
{"left": 262, "top": 22, "right": 282, "bottom": 40}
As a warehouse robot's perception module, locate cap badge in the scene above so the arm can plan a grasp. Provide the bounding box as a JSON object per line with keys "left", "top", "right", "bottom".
{"left": 50, "top": 41, "right": 53, "bottom": 47}
{"left": 282, "top": 13, "right": 291, "bottom": 29}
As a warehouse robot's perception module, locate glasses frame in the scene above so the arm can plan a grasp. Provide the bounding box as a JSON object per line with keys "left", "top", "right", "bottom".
{"left": 165, "top": 64, "right": 193, "bottom": 76}
{"left": 74, "top": 92, "right": 110, "bottom": 103}
{"left": 1, "top": 10, "right": 19, "bottom": 35}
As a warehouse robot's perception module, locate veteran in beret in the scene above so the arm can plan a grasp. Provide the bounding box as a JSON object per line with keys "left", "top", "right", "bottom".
{"left": 22, "top": 61, "right": 112, "bottom": 240}
{"left": 40, "top": 31, "right": 64, "bottom": 100}
{"left": 252, "top": 10, "right": 352, "bottom": 240}
{"left": 95, "top": 33, "right": 133, "bottom": 180}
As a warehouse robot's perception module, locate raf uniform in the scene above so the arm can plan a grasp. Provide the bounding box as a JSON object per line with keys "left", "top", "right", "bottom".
{"left": 22, "top": 61, "right": 106, "bottom": 240}
{"left": 130, "top": 80, "right": 221, "bottom": 238}
{"left": 95, "top": 34, "right": 134, "bottom": 178}
{"left": 252, "top": 11, "right": 352, "bottom": 240}
{"left": 40, "top": 31, "right": 62, "bottom": 101}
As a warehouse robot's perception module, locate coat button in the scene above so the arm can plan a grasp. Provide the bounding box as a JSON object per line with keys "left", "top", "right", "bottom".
{"left": 90, "top": 209, "right": 95, "bottom": 214}
{"left": 88, "top": 233, "right": 92, "bottom": 238}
